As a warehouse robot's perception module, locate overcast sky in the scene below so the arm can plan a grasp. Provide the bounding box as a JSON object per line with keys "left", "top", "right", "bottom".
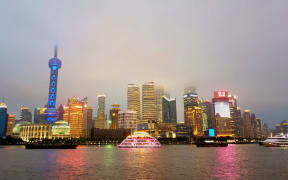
{"left": 1, "top": 1, "right": 288, "bottom": 127}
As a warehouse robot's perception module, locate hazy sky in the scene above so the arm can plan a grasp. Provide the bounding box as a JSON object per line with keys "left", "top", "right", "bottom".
{"left": 1, "top": 1, "right": 288, "bottom": 127}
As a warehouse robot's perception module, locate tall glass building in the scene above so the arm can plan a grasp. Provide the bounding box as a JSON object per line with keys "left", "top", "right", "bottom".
{"left": 162, "top": 96, "right": 177, "bottom": 124}
{"left": 0, "top": 102, "right": 8, "bottom": 137}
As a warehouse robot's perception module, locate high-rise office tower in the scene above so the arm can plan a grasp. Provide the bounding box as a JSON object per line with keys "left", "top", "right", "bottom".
{"left": 83, "top": 99, "right": 93, "bottom": 139}
{"left": 44, "top": 46, "right": 62, "bottom": 124}
{"left": 142, "top": 82, "right": 157, "bottom": 124}
{"left": 109, "top": 104, "right": 120, "bottom": 129}
{"left": 184, "top": 87, "right": 199, "bottom": 126}
{"left": 199, "top": 100, "right": 215, "bottom": 132}
{"left": 118, "top": 110, "right": 137, "bottom": 130}
{"left": 6, "top": 114, "right": 16, "bottom": 136}
{"left": 162, "top": 96, "right": 177, "bottom": 124}
{"left": 213, "top": 90, "right": 234, "bottom": 137}
{"left": 63, "top": 96, "right": 91, "bottom": 138}
{"left": 127, "top": 84, "right": 140, "bottom": 123}
{"left": 255, "top": 118, "right": 262, "bottom": 139}
{"left": 155, "top": 85, "right": 164, "bottom": 123}
{"left": 233, "top": 107, "right": 242, "bottom": 138}
{"left": 184, "top": 87, "right": 199, "bottom": 109}
{"left": 95, "top": 95, "right": 107, "bottom": 129}
{"left": 97, "top": 95, "right": 106, "bottom": 114}
{"left": 0, "top": 102, "right": 8, "bottom": 137}
{"left": 34, "top": 107, "right": 47, "bottom": 124}
{"left": 242, "top": 110, "right": 252, "bottom": 138}
{"left": 20, "top": 106, "right": 32, "bottom": 123}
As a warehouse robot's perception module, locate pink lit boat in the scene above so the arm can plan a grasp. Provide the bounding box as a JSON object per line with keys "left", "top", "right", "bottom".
{"left": 118, "top": 132, "right": 161, "bottom": 148}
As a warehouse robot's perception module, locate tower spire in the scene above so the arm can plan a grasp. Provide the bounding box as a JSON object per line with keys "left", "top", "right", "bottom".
{"left": 54, "top": 45, "right": 58, "bottom": 58}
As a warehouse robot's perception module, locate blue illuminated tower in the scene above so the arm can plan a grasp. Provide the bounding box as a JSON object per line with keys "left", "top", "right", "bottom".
{"left": 45, "top": 46, "right": 62, "bottom": 124}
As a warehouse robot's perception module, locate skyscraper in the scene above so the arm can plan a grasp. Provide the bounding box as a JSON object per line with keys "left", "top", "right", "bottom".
{"left": 213, "top": 90, "right": 234, "bottom": 137}
{"left": 83, "top": 99, "right": 93, "bottom": 139}
{"left": 155, "top": 85, "right": 164, "bottom": 123}
{"left": 95, "top": 95, "right": 107, "bottom": 129}
{"left": 63, "top": 96, "right": 91, "bottom": 138}
{"left": 44, "top": 46, "right": 62, "bottom": 124}
{"left": 57, "top": 104, "right": 65, "bottom": 120}
{"left": 162, "top": 96, "right": 177, "bottom": 124}
{"left": 109, "top": 104, "right": 120, "bottom": 129}
{"left": 20, "top": 106, "right": 32, "bottom": 123}
{"left": 142, "top": 82, "right": 156, "bottom": 125}
{"left": 0, "top": 102, "right": 8, "bottom": 137}
{"left": 127, "top": 84, "right": 140, "bottom": 123}
{"left": 184, "top": 87, "right": 199, "bottom": 126}
{"left": 242, "top": 110, "right": 252, "bottom": 138}
{"left": 199, "top": 100, "right": 215, "bottom": 132}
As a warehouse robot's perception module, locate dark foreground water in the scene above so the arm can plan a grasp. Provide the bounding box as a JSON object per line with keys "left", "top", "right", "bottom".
{"left": 0, "top": 144, "right": 288, "bottom": 180}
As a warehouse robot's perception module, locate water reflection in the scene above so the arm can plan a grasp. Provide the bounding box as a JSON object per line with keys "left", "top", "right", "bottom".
{"left": 53, "top": 149, "right": 87, "bottom": 179}
{"left": 212, "top": 144, "right": 245, "bottom": 179}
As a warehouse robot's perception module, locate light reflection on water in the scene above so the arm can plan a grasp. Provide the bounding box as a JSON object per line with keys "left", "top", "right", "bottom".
{"left": 1, "top": 145, "right": 288, "bottom": 179}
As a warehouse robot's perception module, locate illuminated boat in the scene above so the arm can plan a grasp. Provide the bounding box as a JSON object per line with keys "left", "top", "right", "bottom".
{"left": 261, "top": 133, "right": 288, "bottom": 147}
{"left": 118, "top": 132, "right": 161, "bottom": 148}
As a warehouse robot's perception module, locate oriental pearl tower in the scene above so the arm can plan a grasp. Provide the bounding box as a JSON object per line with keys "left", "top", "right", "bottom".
{"left": 44, "top": 46, "right": 62, "bottom": 124}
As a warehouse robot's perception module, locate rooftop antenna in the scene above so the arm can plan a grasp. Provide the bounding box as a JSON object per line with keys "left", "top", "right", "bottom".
{"left": 54, "top": 45, "right": 58, "bottom": 58}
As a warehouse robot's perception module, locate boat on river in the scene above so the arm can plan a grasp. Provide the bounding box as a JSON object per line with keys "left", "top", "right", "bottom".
{"left": 118, "top": 132, "right": 161, "bottom": 148}
{"left": 195, "top": 140, "right": 228, "bottom": 147}
{"left": 261, "top": 133, "right": 288, "bottom": 147}
{"left": 25, "top": 143, "right": 78, "bottom": 149}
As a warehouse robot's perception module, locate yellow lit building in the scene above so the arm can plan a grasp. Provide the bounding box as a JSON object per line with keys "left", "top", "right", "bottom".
{"left": 6, "top": 114, "right": 16, "bottom": 136}
{"left": 109, "top": 104, "right": 120, "bottom": 129}
{"left": 184, "top": 107, "right": 203, "bottom": 136}
{"left": 20, "top": 124, "right": 52, "bottom": 142}
{"left": 142, "top": 82, "right": 156, "bottom": 125}
{"left": 63, "top": 96, "right": 92, "bottom": 138}
{"left": 127, "top": 84, "right": 140, "bottom": 124}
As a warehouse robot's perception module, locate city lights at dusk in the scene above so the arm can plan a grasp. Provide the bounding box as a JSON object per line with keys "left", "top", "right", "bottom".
{"left": 0, "top": 1, "right": 288, "bottom": 179}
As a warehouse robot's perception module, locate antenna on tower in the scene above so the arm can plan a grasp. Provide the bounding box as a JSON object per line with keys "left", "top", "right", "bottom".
{"left": 54, "top": 45, "right": 58, "bottom": 58}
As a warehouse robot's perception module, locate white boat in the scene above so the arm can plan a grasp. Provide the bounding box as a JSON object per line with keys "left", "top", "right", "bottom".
{"left": 261, "top": 133, "right": 288, "bottom": 147}
{"left": 118, "top": 131, "right": 161, "bottom": 148}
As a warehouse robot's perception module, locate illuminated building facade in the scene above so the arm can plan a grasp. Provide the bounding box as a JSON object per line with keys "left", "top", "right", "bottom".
{"left": 127, "top": 84, "right": 140, "bottom": 123}
{"left": 109, "top": 104, "right": 120, "bottom": 129}
{"left": 0, "top": 102, "right": 8, "bottom": 137}
{"left": 242, "top": 110, "right": 253, "bottom": 138}
{"left": 233, "top": 107, "right": 242, "bottom": 138}
{"left": 213, "top": 91, "right": 234, "bottom": 137}
{"left": 184, "top": 87, "right": 199, "bottom": 127}
{"left": 6, "top": 114, "right": 16, "bottom": 136}
{"left": 118, "top": 111, "right": 137, "bottom": 130}
{"left": 44, "top": 47, "right": 62, "bottom": 124}
{"left": 51, "top": 120, "right": 70, "bottom": 139}
{"left": 199, "top": 100, "right": 215, "bottom": 133}
{"left": 20, "top": 105, "right": 32, "bottom": 123}
{"left": 142, "top": 82, "right": 156, "bottom": 124}
{"left": 20, "top": 124, "right": 52, "bottom": 142}
{"left": 63, "top": 97, "right": 92, "bottom": 138}
{"left": 162, "top": 96, "right": 177, "bottom": 124}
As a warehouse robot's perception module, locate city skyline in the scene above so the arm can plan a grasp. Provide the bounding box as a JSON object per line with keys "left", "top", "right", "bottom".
{"left": 1, "top": 1, "right": 288, "bottom": 127}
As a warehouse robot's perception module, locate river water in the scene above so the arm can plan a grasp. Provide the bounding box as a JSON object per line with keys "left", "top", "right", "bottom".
{"left": 0, "top": 144, "right": 288, "bottom": 180}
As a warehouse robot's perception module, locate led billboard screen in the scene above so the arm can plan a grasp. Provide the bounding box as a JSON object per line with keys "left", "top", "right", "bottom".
{"left": 214, "top": 101, "right": 231, "bottom": 118}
